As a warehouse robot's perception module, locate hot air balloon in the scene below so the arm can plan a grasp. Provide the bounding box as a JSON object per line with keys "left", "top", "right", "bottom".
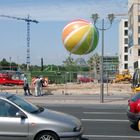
{"left": 62, "top": 19, "right": 99, "bottom": 55}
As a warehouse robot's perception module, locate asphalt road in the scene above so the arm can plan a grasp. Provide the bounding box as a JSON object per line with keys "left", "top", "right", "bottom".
{"left": 45, "top": 104, "right": 140, "bottom": 140}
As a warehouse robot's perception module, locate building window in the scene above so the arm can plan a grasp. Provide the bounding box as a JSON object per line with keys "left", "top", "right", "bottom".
{"left": 134, "top": 61, "right": 138, "bottom": 69}
{"left": 138, "top": 49, "right": 140, "bottom": 56}
{"left": 138, "top": 15, "right": 140, "bottom": 22}
{"left": 139, "top": 4, "right": 140, "bottom": 11}
{"left": 124, "top": 55, "right": 128, "bottom": 61}
{"left": 138, "top": 26, "right": 140, "bottom": 34}
{"left": 124, "top": 63, "right": 128, "bottom": 69}
{"left": 124, "top": 47, "right": 128, "bottom": 53}
{"left": 130, "top": 49, "right": 131, "bottom": 54}
{"left": 124, "top": 30, "right": 128, "bottom": 36}
{"left": 138, "top": 37, "right": 140, "bottom": 45}
{"left": 124, "top": 21, "right": 128, "bottom": 27}
{"left": 124, "top": 38, "right": 128, "bottom": 44}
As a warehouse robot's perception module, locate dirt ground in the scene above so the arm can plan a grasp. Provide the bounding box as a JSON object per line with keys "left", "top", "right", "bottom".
{"left": 0, "top": 82, "right": 133, "bottom": 96}
{"left": 46, "top": 83, "right": 133, "bottom": 95}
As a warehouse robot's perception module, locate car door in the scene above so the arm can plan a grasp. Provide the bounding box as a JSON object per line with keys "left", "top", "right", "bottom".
{"left": 0, "top": 99, "right": 29, "bottom": 140}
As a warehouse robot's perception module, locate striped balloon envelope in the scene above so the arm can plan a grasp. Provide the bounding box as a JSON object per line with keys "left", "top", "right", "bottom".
{"left": 62, "top": 19, "right": 99, "bottom": 55}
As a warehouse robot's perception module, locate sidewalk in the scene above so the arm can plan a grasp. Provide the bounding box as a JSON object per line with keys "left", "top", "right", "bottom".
{"left": 0, "top": 83, "right": 132, "bottom": 105}
{"left": 23, "top": 93, "right": 130, "bottom": 105}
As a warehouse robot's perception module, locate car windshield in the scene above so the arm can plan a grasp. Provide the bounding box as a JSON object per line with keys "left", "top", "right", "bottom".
{"left": 131, "top": 93, "right": 140, "bottom": 102}
{"left": 8, "top": 95, "right": 43, "bottom": 113}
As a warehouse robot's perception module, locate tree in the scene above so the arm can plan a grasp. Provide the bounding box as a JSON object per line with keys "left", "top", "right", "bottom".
{"left": 0, "top": 58, "right": 9, "bottom": 66}
{"left": 75, "top": 58, "right": 87, "bottom": 66}
{"left": 63, "top": 56, "right": 75, "bottom": 66}
{"left": 75, "top": 58, "right": 89, "bottom": 71}
{"left": 63, "top": 55, "right": 77, "bottom": 71}
{"left": 87, "top": 53, "right": 100, "bottom": 79}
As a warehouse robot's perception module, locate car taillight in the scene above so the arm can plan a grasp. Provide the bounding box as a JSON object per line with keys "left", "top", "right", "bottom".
{"left": 136, "top": 103, "right": 140, "bottom": 113}
{"left": 130, "top": 102, "right": 140, "bottom": 113}
{"left": 129, "top": 101, "right": 137, "bottom": 113}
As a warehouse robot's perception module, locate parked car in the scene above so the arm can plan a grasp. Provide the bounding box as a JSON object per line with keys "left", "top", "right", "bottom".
{"left": 78, "top": 77, "right": 94, "bottom": 83}
{"left": 0, "top": 93, "right": 83, "bottom": 140}
{"left": 127, "top": 92, "right": 140, "bottom": 130}
{"left": 77, "top": 76, "right": 94, "bottom": 83}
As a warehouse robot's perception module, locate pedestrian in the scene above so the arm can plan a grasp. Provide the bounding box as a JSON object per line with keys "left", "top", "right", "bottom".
{"left": 34, "top": 76, "right": 41, "bottom": 97}
{"left": 23, "top": 74, "right": 32, "bottom": 96}
{"left": 39, "top": 77, "right": 44, "bottom": 96}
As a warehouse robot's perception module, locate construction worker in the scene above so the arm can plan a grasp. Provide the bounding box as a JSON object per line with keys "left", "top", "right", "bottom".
{"left": 34, "top": 76, "right": 41, "bottom": 97}
{"left": 23, "top": 74, "right": 32, "bottom": 96}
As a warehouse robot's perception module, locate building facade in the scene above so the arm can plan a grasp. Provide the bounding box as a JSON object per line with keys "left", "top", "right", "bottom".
{"left": 128, "top": 0, "right": 140, "bottom": 74}
{"left": 119, "top": 19, "right": 129, "bottom": 73}
{"left": 103, "top": 56, "right": 119, "bottom": 78}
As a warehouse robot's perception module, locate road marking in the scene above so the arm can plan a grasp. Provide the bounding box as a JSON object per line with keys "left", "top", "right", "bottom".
{"left": 81, "top": 119, "right": 129, "bottom": 122}
{"left": 83, "top": 135, "right": 140, "bottom": 139}
{"left": 83, "top": 112, "right": 126, "bottom": 115}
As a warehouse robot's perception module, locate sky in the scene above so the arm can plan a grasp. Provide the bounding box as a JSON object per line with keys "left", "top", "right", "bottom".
{"left": 0, "top": 0, "right": 128, "bottom": 65}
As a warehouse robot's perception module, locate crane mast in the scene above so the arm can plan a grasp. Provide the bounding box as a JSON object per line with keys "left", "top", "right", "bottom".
{"left": 0, "top": 14, "right": 39, "bottom": 70}
{"left": 27, "top": 16, "right": 30, "bottom": 70}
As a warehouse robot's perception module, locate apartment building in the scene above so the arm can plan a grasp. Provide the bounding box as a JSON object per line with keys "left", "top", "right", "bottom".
{"left": 119, "top": 19, "right": 129, "bottom": 74}
{"left": 128, "top": 0, "right": 140, "bottom": 74}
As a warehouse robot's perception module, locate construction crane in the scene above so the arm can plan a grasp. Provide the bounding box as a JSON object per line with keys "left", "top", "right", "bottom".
{"left": 113, "top": 13, "right": 128, "bottom": 18}
{"left": 0, "top": 14, "right": 39, "bottom": 70}
{"left": 114, "top": 13, "right": 128, "bottom": 17}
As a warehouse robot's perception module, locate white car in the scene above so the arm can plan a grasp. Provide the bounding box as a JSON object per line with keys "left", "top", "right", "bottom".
{"left": 0, "top": 92, "right": 83, "bottom": 140}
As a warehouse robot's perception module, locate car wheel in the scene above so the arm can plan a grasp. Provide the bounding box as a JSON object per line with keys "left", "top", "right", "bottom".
{"left": 138, "top": 120, "right": 140, "bottom": 131}
{"left": 35, "top": 132, "right": 59, "bottom": 140}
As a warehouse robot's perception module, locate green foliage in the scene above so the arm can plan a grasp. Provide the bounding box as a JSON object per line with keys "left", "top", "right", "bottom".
{"left": 0, "top": 57, "right": 91, "bottom": 83}
{"left": 0, "top": 58, "right": 10, "bottom": 66}
{"left": 63, "top": 56, "right": 75, "bottom": 66}
{"left": 87, "top": 53, "right": 100, "bottom": 72}
{"left": 0, "top": 58, "right": 18, "bottom": 70}
{"left": 62, "top": 56, "right": 90, "bottom": 72}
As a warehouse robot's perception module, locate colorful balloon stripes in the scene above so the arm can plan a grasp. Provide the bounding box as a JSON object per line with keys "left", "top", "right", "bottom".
{"left": 62, "top": 19, "right": 99, "bottom": 55}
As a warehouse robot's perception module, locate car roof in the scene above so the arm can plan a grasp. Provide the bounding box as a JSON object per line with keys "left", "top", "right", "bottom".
{"left": 0, "top": 92, "right": 14, "bottom": 99}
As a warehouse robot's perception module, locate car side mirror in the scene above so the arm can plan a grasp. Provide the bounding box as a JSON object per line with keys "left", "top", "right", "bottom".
{"left": 16, "top": 111, "right": 27, "bottom": 119}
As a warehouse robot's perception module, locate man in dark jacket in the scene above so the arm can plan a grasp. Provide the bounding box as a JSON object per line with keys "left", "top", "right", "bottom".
{"left": 23, "top": 74, "right": 32, "bottom": 96}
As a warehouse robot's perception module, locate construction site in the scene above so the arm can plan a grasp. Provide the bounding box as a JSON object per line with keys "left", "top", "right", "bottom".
{"left": 0, "top": 63, "right": 137, "bottom": 96}
{"left": 0, "top": 79, "right": 133, "bottom": 97}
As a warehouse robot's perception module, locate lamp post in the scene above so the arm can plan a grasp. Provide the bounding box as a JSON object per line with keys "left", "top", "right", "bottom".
{"left": 91, "top": 13, "right": 115, "bottom": 103}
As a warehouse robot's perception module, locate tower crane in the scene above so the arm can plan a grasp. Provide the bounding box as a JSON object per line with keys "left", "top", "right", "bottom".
{"left": 114, "top": 13, "right": 128, "bottom": 18}
{"left": 0, "top": 14, "right": 39, "bottom": 70}
{"left": 114, "top": 13, "right": 128, "bottom": 16}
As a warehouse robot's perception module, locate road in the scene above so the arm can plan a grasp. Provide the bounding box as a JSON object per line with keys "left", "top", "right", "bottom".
{"left": 45, "top": 104, "right": 140, "bottom": 140}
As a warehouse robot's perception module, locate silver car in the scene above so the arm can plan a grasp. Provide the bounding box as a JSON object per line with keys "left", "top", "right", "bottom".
{"left": 0, "top": 93, "right": 83, "bottom": 140}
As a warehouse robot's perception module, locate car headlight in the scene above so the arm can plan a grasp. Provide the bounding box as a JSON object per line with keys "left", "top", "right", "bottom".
{"left": 73, "top": 126, "right": 81, "bottom": 132}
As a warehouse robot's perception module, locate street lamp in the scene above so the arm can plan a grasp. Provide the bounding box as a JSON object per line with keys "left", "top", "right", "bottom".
{"left": 91, "top": 13, "right": 115, "bottom": 103}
